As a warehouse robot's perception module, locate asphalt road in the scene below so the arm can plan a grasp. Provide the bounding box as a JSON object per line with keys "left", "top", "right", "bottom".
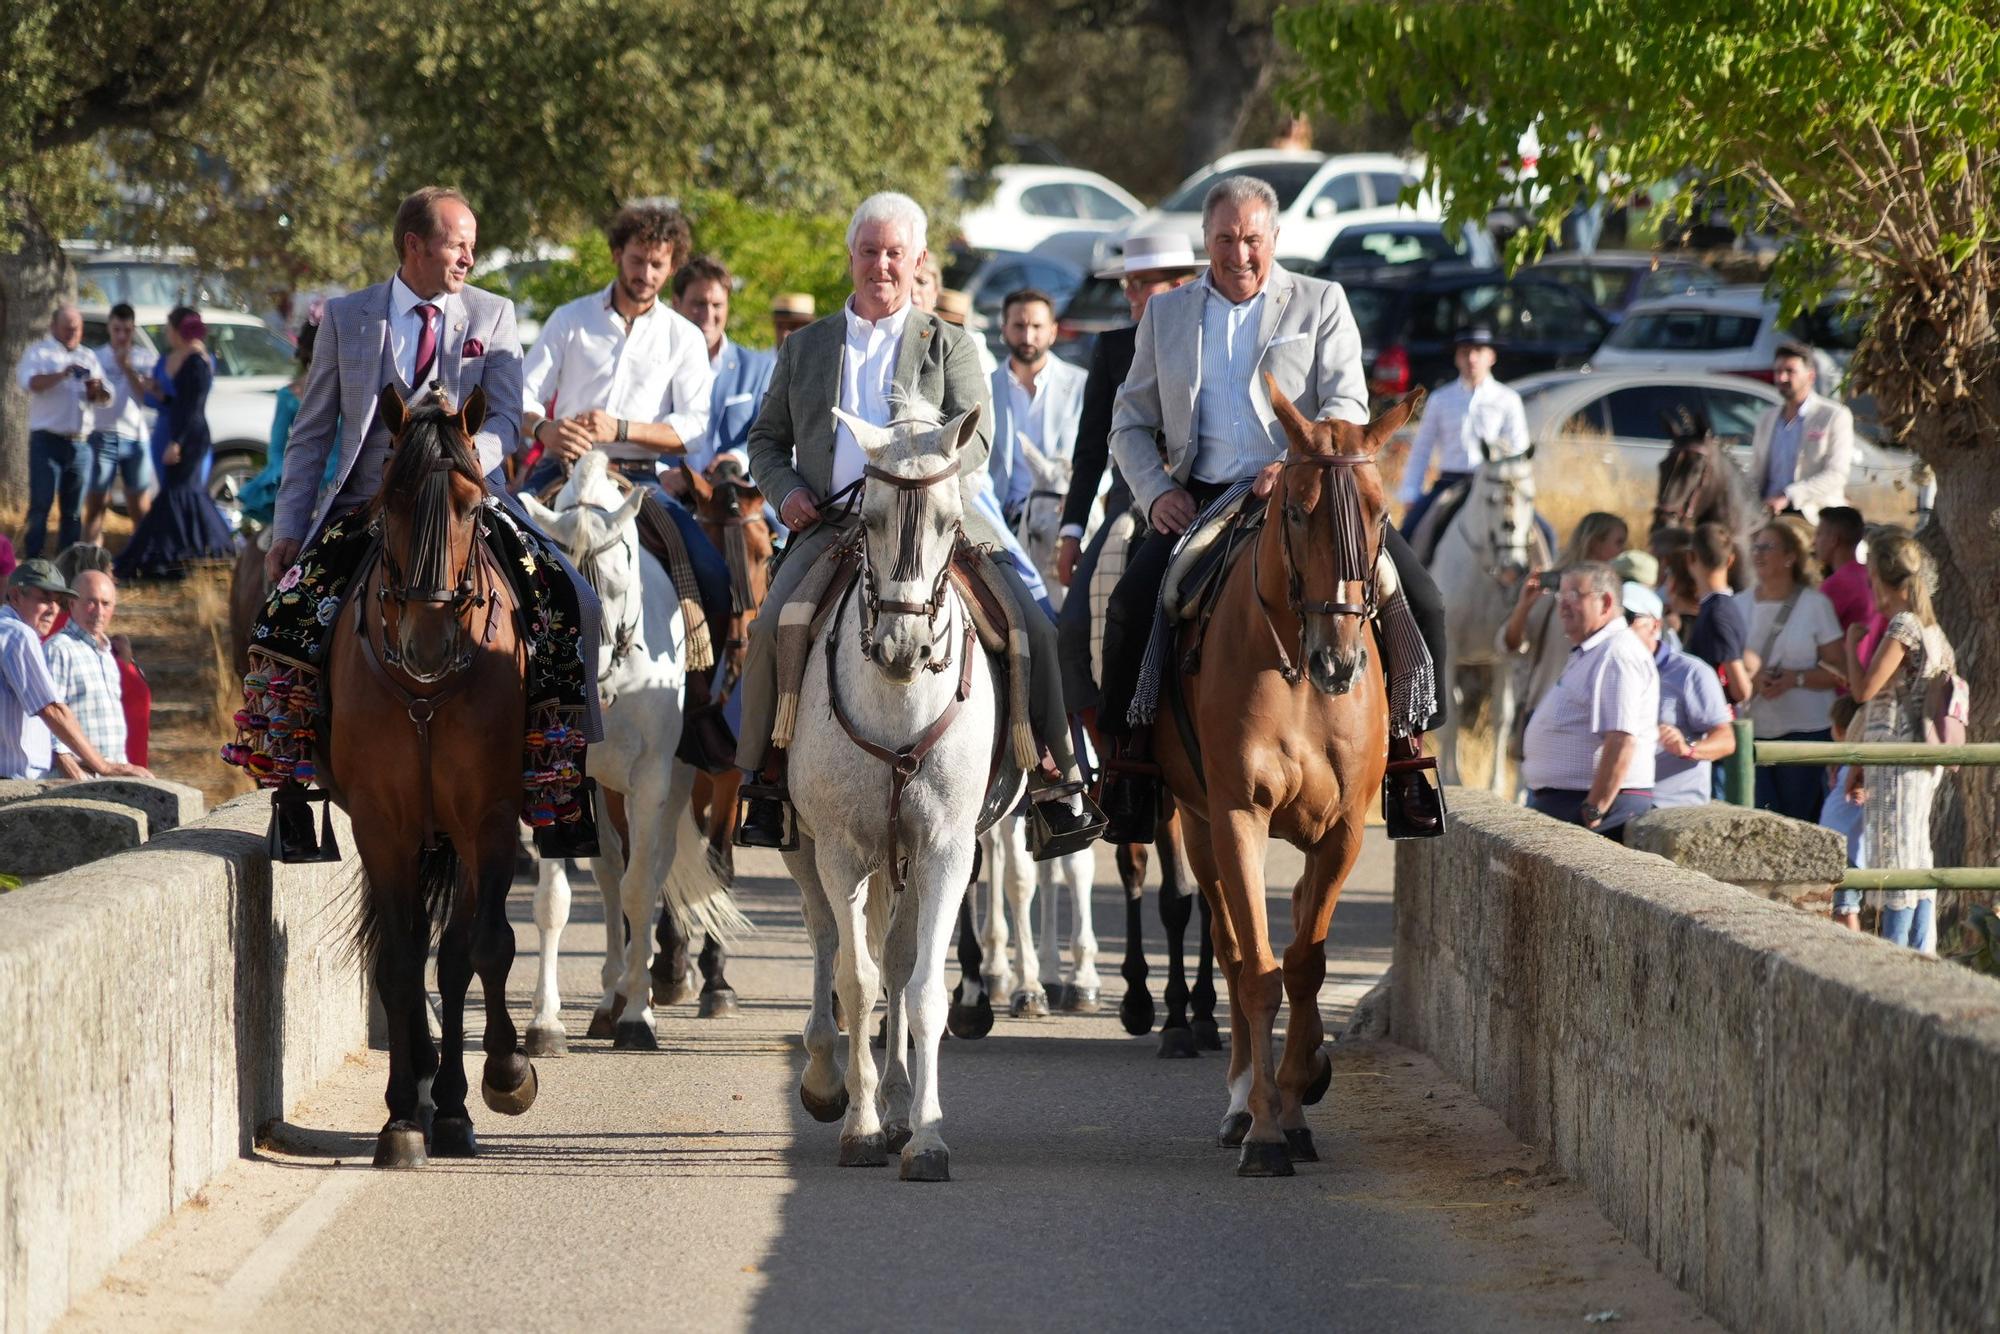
{"left": 62, "top": 832, "right": 1707, "bottom": 1332}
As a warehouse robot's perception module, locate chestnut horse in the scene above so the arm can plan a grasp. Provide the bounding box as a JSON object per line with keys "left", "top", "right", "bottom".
{"left": 326, "top": 385, "right": 537, "bottom": 1169}
{"left": 1155, "top": 377, "right": 1418, "bottom": 1177}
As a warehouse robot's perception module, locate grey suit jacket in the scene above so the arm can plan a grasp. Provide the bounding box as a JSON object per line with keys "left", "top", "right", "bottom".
{"left": 275, "top": 279, "right": 523, "bottom": 542}
{"left": 987, "top": 357, "right": 1088, "bottom": 516}
{"left": 746, "top": 305, "right": 993, "bottom": 507}
{"left": 1109, "top": 265, "right": 1367, "bottom": 520}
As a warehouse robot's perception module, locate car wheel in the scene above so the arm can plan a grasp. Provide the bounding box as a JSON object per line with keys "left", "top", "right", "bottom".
{"left": 209, "top": 451, "right": 264, "bottom": 533}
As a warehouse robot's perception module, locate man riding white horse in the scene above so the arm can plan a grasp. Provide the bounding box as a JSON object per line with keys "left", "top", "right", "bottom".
{"left": 233, "top": 186, "right": 603, "bottom": 860}
{"left": 1093, "top": 177, "right": 1449, "bottom": 839}
{"left": 734, "top": 192, "right": 1103, "bottom": 856}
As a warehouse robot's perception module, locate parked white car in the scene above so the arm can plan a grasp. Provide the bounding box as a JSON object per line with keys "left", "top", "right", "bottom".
{"left": 1584, "top": 287, "right": 1851, "bottom": 387}
{"left": 1113, "top": 150, "right": 1439, "bottom": 265}
{"left": 80, "top": 304, "right": 295, "bottom": 527}
{"left": 1507, "top": 368, "right": 1921, "bottom": 528}
{"left": 953, "top": 165, "right": 1145, "bottom": 254}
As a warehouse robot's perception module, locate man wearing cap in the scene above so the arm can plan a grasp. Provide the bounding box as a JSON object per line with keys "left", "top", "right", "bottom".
{"left": 671, "top": 254, "right": 775, "bottom": 476}
{"left": 1395, "top": 323, "right": 1529, "bottom": 540}
{"left": 771, "top": 293, "right": 816, "bottom": 347}
{"left": 1055, "top": 233, "right": 1206, "bottom": 713}
{"left": 734, "top": 191, "right": 1101, "bottom": 854}
{"left": 0, "top": 561, "right": 148, "bottom": 780}
{"left": 1620, "top": 579, "right": 1734, "bottom": 808}
{"left": 1520, "top": 562, "right": 1660, "bottom": 838}
{"left": 1748, "top": 340, "right": 1852, "bottom": 522}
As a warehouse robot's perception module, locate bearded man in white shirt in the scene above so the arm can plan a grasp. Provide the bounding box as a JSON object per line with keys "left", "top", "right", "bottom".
{"left": 1395, "top": 324, "right": 1531, "bottom": 540}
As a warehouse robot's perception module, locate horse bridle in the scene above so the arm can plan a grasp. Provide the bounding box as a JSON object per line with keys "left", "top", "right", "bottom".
{"left": 1254, "top": 451, "right": 1384, "bottom": 685}
{"left": 856, "top": 460, "right": 962, "bottom": 675}
{"left": 1452, "top": 457, "right": 1537, "bottom": 588}
{"left": 371, "top": 466, "right": 497, "bottom": 686}
{"left": 1654, "top": 437, "right": 1713, "bottom": 528}
{"left": 572, "top": 510, "right": 640, "bottom": 687}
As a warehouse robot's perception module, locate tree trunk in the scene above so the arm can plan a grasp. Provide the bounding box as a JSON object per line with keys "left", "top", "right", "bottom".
{"left": 1153, "top": 3, "right": 1276, "bottom": 178}
{"left": 0, "top": 202, "right": 73, "bottom": 513}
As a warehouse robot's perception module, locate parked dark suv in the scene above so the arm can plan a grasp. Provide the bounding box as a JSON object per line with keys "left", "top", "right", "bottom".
{"left": 1335, "top": 266, "right": 1611, "bottom": 403}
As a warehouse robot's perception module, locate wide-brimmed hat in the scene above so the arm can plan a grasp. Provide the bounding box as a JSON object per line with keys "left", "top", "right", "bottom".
{"left": 935, "top": 289, "right": 975, "bottom": 322}
{"left": 770, "top": 292, "right": 816, "bottom": 319}
{"left": 1096, "top": 232, "right": 1210, "bottom": 280}
{"left": 9, "top": 559, "right": 72, "bottom": 597}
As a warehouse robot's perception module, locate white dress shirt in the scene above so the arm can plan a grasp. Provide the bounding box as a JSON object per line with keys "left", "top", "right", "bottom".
{"left": 387, "top": 275, "right": 460, "bottom": 393}
{"left": 1396, "top": 374, "right": 1530, "bottom": 503}
{"left": 1762, "top": 407, "right": 1806, "bottom": 501}
{"left": 832, "top": 299, "right": 911, "bottom": 493}
{"left": 1006, "top": 363, "right": 1055, "bottom": 457}
{"left": 13, "top": 337, "right": 100, "bottom": 436}
{"left": 91, "top": 342, "right": 157, "bottom": 439}
{"left": 522, "top": 284, "right": 713, "bottom": 464}
{"left": 1520, "top": 617, "right": 1660, "bottom": 792}
{"left": 1192, "top": 281, "right": 1269, "bottom": 484}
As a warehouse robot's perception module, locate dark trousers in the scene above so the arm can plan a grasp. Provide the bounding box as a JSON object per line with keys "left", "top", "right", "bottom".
{"left": 25, "top": 430, "right": 88, "bottom": 558}
{"left": 1528, "top": 787, "right": 1654, "bottom": 842}
{"left": 1097, "top": 486, "right": 1448, "bottom": 736}
{"left": 1398, "top": 471, "right": 1471, "bottom": 540}
{"left": 1755, "top": 727, "right": 1832, "bottom": 822}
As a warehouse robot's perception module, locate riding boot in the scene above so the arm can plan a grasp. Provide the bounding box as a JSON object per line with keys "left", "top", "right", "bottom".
{"left": 1096, "top": 735, "right": 1160, "bottom": 845}
{"left": 534, "top": 776, "right": 602, "bottom": 859}
{"left": 676, "top": 668, "right": 738, "bottom": 774}
{"left": 734, "top": 756, "right": 796, "bottom": 850}
{"left": 1383, "top": 734, "right": 1446, "bottom": 840}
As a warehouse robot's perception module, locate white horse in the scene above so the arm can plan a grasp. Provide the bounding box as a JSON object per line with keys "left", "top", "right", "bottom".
{"left": 961, "top": 437, "right": 1099, "bottom": 1019}
{"left": 1427, "top": 443, "right": 1543, "bottom": 793}
{"left": 787, "top": 400, "right": 1022, "bottom": 1182}
{"left": 519, "top": 452, "right": 745, "bottom": 1054}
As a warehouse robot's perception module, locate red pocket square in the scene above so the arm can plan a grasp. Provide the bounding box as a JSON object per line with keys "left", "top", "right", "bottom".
{"left": 462, "top": 338, "right": 485, "bottom": 358}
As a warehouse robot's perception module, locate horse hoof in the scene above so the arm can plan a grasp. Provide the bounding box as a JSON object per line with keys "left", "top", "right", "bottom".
{"left": 1192, "top": 1017, "right": 1223, "bottom": 1050}
{"left": 481, "top": 1060, "right": 538, "bottom": 1116}
{"left": 1063, "top": 986, "right": 1101, "bottom": 1015}
{"left": 373, "top": 1122, "right": 428, "bottom": 1169}
{"left": 1284, "top": 1128, "right": 1319, "bottom": 1163}
{"left": 1120, "top": 988, "right": 1155, "bottom": 1036}
{"left": 698, "top": 988, "right": 739, "bottom": 1019}
{"left": 799, "top": 1082, "right": 848, "bottom": 1123}
{"left": 1237, "top": 1140, "right": 1296, "bottom": 1178}
{"left": 1304, "top": 1047, "right": 1333, "bottom": 1106}
{"left": 610, "top": 993, "right": 628, "bottom": 1022}
{"left": 884, "top": 1121, "right": 913, "bottom": 1153}
{"left": 586, "top": 1009, "right": 616, "bottom": 1040}
{"left": 1216, "top": 1111, "right": 1252, "bottom": 1147}
{"left": 947, "top": 992, "right": 994, "bottom": 1041}
{"left": 430, "top": 1116, "right": 478, "bottom": 1158}
{"left": 1010, "top": 989, "right": 1049, "bottom": 1020}
{"left": 1158, "top": 1025, "right": 1200, "bottom": 1059}
{"left": 900, "top": 1147, "right": 951, "bottom": 1182}
{"left": 838, "top": 1133, "right": 888, "bottom": 1167}
{"left": 612, "top": 1021, "right": 658, "bottom": 1051}
{"left": 523, "top": 1024, "right": 568, "bottom": 1058}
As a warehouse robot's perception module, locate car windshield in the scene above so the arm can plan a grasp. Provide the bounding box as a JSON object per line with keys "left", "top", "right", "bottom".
{"left": 1606, "top": 308, "right": 1763, "bottom": 351}
{"left": 1340, "top": 287, "right": 1397, "bottom": 348}
{"left": 1327, "top": 228, "right": 1456, "bottom": 267}
{"left": 1062, "top": 277, "right": 1129, "bottom": 323}
{"left": 1161, "top": 162, "right": 1324, "bottom": 213}
{"left": 208, "top": 323, "right": 297, "bottom": 377}
{"left": 1535, "top": 264, "right": 1628, "bottom": 309}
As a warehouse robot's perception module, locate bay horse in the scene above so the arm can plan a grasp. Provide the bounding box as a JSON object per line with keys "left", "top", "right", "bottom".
{"left": 787, "top": 400, "right": 1021, "bottom": 1182}
{"left": 1652, "top": 406, "right": 1756, "bottom": 539}
{"left": 1154, "top": 377, "right": 1419, "bottom": 1177}
{"left": 326, "top": 384, "right": 537, "bottom": 1169}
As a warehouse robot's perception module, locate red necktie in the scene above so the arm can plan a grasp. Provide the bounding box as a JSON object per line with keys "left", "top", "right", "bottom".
{"left": 412, "top": 302, "right": 440, "bottom": 386}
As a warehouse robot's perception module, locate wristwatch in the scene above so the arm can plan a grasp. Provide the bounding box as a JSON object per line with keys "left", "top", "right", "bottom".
{"left": 1794, "top": 670, "right": 1806, "bottom": 688}
{"left": 1579, "top": 802, "right": 1605, "bottom": 826}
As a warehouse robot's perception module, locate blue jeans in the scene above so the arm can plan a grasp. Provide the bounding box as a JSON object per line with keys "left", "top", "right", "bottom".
{"left": 1398, "top": 472, "right": 1471, "bottom": 539}
{"left": 25, "top": 430, "right": 89, "bottom": 558}
{"left": 87, "top": 431, "right": 156, "bottom": 497}
{"left": 1755, "top": 727, "right": 1832, "bottom": 823}
{"left": 1878, "top": 897, "right": 1935, "bottom": 951}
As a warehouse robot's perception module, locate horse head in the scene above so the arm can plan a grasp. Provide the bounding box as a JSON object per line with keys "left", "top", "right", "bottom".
{"left": 522, "top": 451, "right": 648, "bottom": 674}
{"left": 684, "top": 456, "right": 773, "bottom": 623}
{"left": 833, "top": 399, "right": 979, "bottom": 683}
{"left": 1264, "top": 373, "right": 1418, "bottom": 697}
{"left": 1653, "top": 405, "right": 1721, "bottom": 534}
{"left": 1015, "top": 436, "right": 1072, "bottom": 568}
{"left": 369, "top": 383, "right": 492, "bottom": 681}
{"left": 1470, "top": 435, "right": 1539, "bottom": 588}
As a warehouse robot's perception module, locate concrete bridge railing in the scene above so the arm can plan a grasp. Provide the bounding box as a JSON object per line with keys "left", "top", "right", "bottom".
{"left": 1396, "top": 790, "right": 2000, "bottom": 1334}
{"left": 0, "top": 791, "right": 364, "bottom": 1334}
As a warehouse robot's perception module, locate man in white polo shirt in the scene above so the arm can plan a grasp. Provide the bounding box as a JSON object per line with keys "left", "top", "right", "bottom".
{"left": 1521, "top": 561, "right": 1660, "bottom": 839}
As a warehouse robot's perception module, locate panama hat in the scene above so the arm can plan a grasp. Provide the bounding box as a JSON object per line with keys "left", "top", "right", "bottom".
{"left": 1095, "top": 232, "right": 1210, "bottom": 280}
{"left": 770, "top": 292, "right": 816, "bottom": 318}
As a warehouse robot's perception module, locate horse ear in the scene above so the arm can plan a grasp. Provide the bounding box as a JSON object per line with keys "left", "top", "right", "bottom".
{"left": 1364, "top": 386, "right": 1426, "bottom": 451}
{"left": 832, "top": 407, "right": 893, "bottom": 457}
{"left": 458, "top": 384, "right": 488, "bottom": 438}
{"left": 945, "top": 404, "right": 982, "bottom": 458}
{"left": 609, "top": 479, "right": 649, "bottom": 532}
{"left": 520, "top": 493, "right": 563, "bottom": 529}
{"left": 377, "top": 384, "right": 409, "bottom": 438}
{"left": 1262, "top": 372, "right": 1316, "bottom": 453}
{"left": 684, "top": 462, "right": 714, "bottom": 506}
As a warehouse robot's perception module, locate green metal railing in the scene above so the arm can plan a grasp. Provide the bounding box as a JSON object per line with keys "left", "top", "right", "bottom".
{"left": 1721, "top": 718, "right": 2000, "bottom": 890}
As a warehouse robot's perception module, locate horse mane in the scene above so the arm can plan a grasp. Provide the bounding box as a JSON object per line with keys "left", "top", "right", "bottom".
{"left": 366, "top": 400, "right": 485, "bottom": 593}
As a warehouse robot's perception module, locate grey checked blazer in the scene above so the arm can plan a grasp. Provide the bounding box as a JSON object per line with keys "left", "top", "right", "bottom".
{"left": 275, "top": 279, "right": 523, "bottom": 543}
{"left": 1109, "top": 265, "right": 1368, "bottom": 520}
{"left": 746, "top": 306, "right": 993, "bottom": 507}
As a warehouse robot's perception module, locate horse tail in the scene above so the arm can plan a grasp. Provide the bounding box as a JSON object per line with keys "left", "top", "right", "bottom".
{"left": 660, "top": 765, "right": 754, "bottom": 943}
{"left": 351, "top": 841, "right": 462, "bottom": 968}
{"left": 865, "top": 868, "right": 894, "bottom": 962}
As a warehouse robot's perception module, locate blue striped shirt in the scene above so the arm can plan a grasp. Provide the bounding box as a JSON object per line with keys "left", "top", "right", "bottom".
{"left": 0, "top": 606, "right": 61, "bottom": 778}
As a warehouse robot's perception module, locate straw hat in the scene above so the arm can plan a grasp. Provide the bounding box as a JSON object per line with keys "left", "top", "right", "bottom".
{"left": 770, "top": 292, "right": 816, "bottom": 318}
{"left": 934, "top": 289, "right": 975, "bottom": 323}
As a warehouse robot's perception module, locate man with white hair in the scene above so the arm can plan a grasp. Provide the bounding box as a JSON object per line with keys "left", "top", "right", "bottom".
{"left": 736, "top": 192, "right": 1101, "bottom": 853}
{"left": 1096, "top": 176, "right": 1450, "bottom": 838}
